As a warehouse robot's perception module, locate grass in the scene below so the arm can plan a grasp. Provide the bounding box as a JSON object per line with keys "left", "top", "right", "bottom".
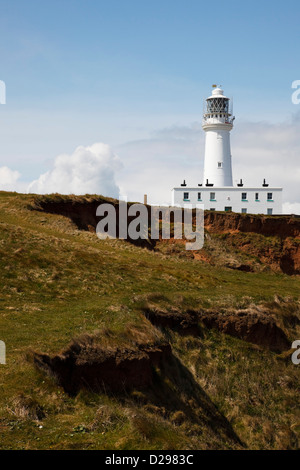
{"left": 0, "top": 191, "right": 299, "bottom": 449}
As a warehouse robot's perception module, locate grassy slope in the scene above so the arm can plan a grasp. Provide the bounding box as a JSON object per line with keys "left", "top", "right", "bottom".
{"left": 0, "top": 192, "right": 299, "bottom": 450}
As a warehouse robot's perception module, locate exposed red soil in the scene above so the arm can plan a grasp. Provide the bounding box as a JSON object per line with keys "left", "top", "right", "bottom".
{"left": 198, "top": 310, "right": 290, "bottom": 352}
{"left": 33, "top": 339, "right": 171, "bottom": 395}
{"left": 143, "top": 308, "right": 290, "bottom": 352}
{"left": 279, "top": 239, "right": 300, "bottom": 275}
{"left": 35, "top": 198, "right": 102, "bottom": 232}
{"left": 193, "top": 250, "right": 212, "bottom": 263}
{"left": 202, "top": 213, "right": 300, "bottom": 275}
{"left": 35, "top": 197, "right": 300, "bottom": 240}
{"left": 33, "top": 197, "right": 300, "bottom": 274}
{"left": 204, "top": 212, "right": 300, "bottom": 239}
{"left": 223, "top": 233, "right": 300, "bottom": 275}
{"left": 32, "top": 197, "right": 155, "bottom": 249}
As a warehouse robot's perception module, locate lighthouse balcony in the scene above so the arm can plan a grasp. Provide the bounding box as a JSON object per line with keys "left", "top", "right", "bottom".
{"left": 202, "top": 115, "right": 235, "bottom": 126}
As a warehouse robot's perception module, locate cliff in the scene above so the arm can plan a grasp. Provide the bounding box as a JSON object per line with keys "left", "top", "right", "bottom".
{"left": 32, "top": 196, "right": 300, "bottom": 275}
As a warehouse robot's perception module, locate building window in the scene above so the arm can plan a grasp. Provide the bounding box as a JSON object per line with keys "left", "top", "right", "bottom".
{"left": 210, "top": 192, "right": 216, "bottom": 200}
{"left": 267, "top": 192, "right": 273, "bottom": 201}
{"left": 183, "top": 192, "right": 189, "bottom": 200}
{"left": 241, "top": 192, "right": 247, "bottom": 201}
{"left": 225, "top": 206, "right": 232, "bottom": 212}
{"left": 241, "top": 208, "right": 247, "bottom": 214}
{"left": 198, "top": 192, "right": 201, "bottom": 200}
{"left": 255, "top": 193, "right": 259, "bottom": 201}
{"left": 267, "top": 208, "right": 273, "bottom": 215}
{"left": 218, "top": 162, "right": 222, "bottom": 168}
{"left": 210, "top": 208, "right": 216, "bottom": 211}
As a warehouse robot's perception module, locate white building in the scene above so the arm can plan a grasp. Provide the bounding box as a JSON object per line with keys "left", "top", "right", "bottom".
{"left": 172, "top": 86, "right": 282, "bottom": 214}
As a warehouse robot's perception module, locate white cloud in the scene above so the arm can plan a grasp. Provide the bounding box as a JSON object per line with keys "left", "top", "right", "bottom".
{"left": 116, "top": 123, "right": 204, "bottom": 205}
{"left": 0, "top": 166, "right": 23, "bottom": 191}
{"left": 283, "top": 202, "right": 300, "bottom": 215}
{"left": 27, "top": 143, "right": 121, "bottom": 197}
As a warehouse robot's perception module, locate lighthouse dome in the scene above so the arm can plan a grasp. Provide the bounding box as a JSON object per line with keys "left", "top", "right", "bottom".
{"left": 212, "top": 87, "right": 223, "bottom": 96}
{"left": 208, "top": 87, "right": 229, "bottom": 100}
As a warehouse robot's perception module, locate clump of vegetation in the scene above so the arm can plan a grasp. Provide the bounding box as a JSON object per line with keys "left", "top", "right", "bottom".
{"left": 8, "top": 395, "right": 45, "bottom": 421}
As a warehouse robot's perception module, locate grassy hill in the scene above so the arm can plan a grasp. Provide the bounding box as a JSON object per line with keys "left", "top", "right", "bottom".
{"left": 0, "top": 191, "right": 299, "bottom": 450}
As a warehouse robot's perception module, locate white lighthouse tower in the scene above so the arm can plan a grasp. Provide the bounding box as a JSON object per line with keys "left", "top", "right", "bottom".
{"left": 171, "top": 85, "right": 283, "bottom": 215}
{"left": 202, "top": 86, "right": 234, "bottom": 187}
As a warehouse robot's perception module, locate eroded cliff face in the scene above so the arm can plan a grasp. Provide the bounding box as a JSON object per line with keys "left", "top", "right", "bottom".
{"left": 201, "top": 230, "right": 300, "bottom": 275}
{"left": 204, "top": 211, "right": 300, "bottom": 239}
{"left": 32, "top": 196, "right": 154, "bottom": 248}
{"left": 32, "top": 196, "right": 300, "bottom": 275}
{"left": 185, "top": 212, "right": 300, "bottom": 275}
{"left": 33, "top": 338, "right": 171, "bottom": 395}
{"left": 32, "top": 196, "right": 109, "bottom": 231}
{"left": 279, "top": 238, "right": 300, "bottom": 274}
{"left": 143, "top": 305, "right": 290, "bottom": 352}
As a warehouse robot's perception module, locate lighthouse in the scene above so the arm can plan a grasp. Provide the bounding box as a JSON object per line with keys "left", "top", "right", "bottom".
{"left": 171, "top": 85, "right": 283, "bottom": 215}
{"left": 202, "top": 86, "right": 234, "bottom": 187}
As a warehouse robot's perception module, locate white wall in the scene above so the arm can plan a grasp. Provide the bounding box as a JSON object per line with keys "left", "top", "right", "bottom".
{"left": 172, "top": 187, "right": 282, "bottom": 215}
{"left": 203, "top": 124, "right": 233, "bottom": 186}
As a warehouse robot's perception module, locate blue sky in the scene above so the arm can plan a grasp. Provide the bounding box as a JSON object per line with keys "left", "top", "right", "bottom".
{"left": 2, "top": 0, "right": 299, "bottom": 114}
{"left": 0, "top": 0, "right": 300, "bottom": 210}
